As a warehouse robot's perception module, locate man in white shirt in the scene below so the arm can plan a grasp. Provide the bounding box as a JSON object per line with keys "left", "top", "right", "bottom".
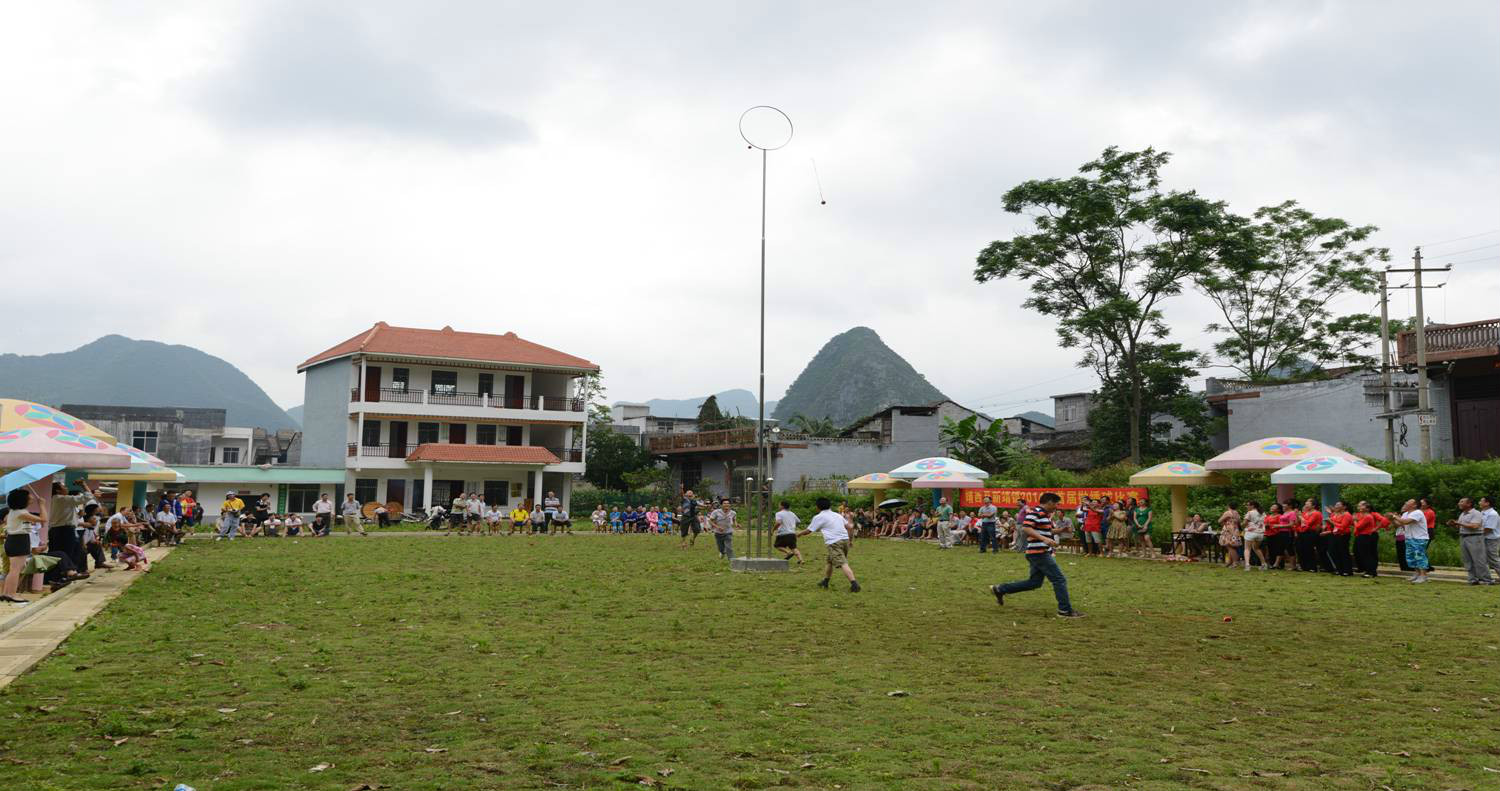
{"left": 1387, "top": 498, "right": 1430, "bottom": 583}
{"left": 543, "top": 491, "right": 561, "bottom": 531}
{"left": 553, "top": 508, "right": 571, "bottom": 533}
{"left": 311, "top": 494, "right": 334, "bottom": 536}
{"left": 1449, "top": 497, "right": 1492, "bottom": 585}
{"left": 772, "top": 500, "right": 803, "bottom": 564}
{"left": 466, "top": 494, "right": 484, "bottom": 535}
{"left": 1479, "top": 496, "right": 1500, "bottom": 582}
{"left": 797, "top": 497, "right": 858, "bottom": 592}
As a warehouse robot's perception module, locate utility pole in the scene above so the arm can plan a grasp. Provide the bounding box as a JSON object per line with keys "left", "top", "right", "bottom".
{"left": 1386, "top": 249, "right": 1453, "bottom": 461}
{"left": 1378, "top": 270, "right": 1394, "bottom": 462}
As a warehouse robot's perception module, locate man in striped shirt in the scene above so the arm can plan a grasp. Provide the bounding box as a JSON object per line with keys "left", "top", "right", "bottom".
{"left": 990, "top": 492, "right": 1083, "bottom": 618}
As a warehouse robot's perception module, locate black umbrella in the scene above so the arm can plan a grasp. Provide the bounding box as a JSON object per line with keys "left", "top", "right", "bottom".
{"left": 878, "top": 498, "right": 909, "bottom": 509}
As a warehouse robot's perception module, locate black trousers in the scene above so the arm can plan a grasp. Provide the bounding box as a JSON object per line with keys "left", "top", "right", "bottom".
{"left": 1324, "top": 534, "right": 1352, "bottom": 575}
{"left": 1267, "top": 534, "right": 1291, "bottom": 567}
{"left": 1354, "top": 534, "right": 1380, "bottom": 575}
{"left": 1317, "top": 534, "right": 1340, "bottom": 574}
{"left": 1395, "top": 538, "right": 1410, "bottom": 571}
{"left": 1294, "top": 532, "right": 1321, "bottom": 571}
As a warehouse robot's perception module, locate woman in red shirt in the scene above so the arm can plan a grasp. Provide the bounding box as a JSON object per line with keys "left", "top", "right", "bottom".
{"left": 1295, "top": 499, "right": 1324, "bottom": 572}
{"left": 1323, "top": 500, "right": 1355, "bottom": 576}
{"left": 1352, "top": 501, "right": 1390, "bottom": 578}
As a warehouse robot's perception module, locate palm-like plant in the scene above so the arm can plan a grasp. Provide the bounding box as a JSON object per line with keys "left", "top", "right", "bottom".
{"left": 787, "top": 414, "right": 840, "bottom": 437}
{"left": 939, "top": 415, "right": 1023, "bottom": 475}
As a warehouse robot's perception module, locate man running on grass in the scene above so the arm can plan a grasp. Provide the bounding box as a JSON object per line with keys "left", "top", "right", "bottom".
{"left": 798, "top": 497, "right": 860, "bottom": 592}
{"left": 991, "top": 492, "right": 1082, "bottom": 618}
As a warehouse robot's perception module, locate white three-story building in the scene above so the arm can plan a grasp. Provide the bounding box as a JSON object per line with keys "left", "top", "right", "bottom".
{"left": 298, "top": 323, "right": 595, "bottom": 513}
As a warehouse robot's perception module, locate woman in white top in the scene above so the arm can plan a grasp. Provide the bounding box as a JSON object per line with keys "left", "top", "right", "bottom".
{"left": 1241, "top": 500, "right": 1268, "bottom": 570}
{"left": 3, "top": 489, "right": 45, "bottom": 602}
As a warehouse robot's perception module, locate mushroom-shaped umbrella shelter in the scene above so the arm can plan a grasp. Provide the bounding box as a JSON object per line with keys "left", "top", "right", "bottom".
{"left": 888, "top": 457, "right": 989, "bottom": 479}
{"left": 910, "top": 470, "right": 985, "bottom": 489}
{"left": 83, "top": 443, "right": 183, "bottom": 508}
{"left": 1205, "top": 437, "right": 1363, "bottom": 504}
{"left": 1270, "top": 456, "right": 1392, "bottom": 517}
{"left": 1129, "top": 461, "right": 1230, "bottom": 533}
{"left": 846, "top": 472, "right": 911, "bottom": 491}
{"left": 0, "top": 399, "right": 119, "bottom": 444}
{"left": 890, "top": 458, "right": 989, "bottom": 508}
{"left": 0, "top": 428, "right": 132, "bottom": 470}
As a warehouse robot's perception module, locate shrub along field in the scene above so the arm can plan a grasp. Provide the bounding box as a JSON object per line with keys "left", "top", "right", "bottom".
{"left": 1, "top": 536, "right": 1496, "bottom": 790}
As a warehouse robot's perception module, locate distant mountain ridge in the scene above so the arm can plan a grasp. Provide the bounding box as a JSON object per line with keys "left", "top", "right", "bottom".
{"left": 772, "top": 327, "right": 947, "bottom": 427}
{"left": 286, "top": 405, "right": 305, "bottom": 426}
{"left": 618, "top": 389, "right": 776, "bottom": 420}
{"left": 0, "top": 335, "right": 297, "bottom": 430}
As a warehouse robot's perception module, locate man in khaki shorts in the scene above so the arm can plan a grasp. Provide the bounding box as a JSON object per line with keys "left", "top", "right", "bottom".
{"left": 798, "top": 497, "right": 860, "bottom": 593}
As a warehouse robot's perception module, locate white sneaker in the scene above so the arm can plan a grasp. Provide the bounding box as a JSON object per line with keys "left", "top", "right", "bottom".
{"left": 1413, "top": 576, "right": 1429, "bottom": 584}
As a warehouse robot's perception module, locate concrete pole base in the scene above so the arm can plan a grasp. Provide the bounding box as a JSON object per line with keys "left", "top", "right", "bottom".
{"left": 730, "top": 556, "right": 791, "bottom": 573}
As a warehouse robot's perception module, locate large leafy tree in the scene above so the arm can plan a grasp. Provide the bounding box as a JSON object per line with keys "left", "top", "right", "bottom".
{"left": 1194, "top": 200, "right": 1389, "bottom": 380}
{"left": 1086, "top": 342, "right": 1215, "bottom": 466}
{"left": 974, "top": 147, "right": 1232, "bottom": 464}
{"left": 695, "top": 395, "right": 740, "bottom": 431}
{"left": 584, "top": 426, "right": 651, "bottom": 491}
{"left": 939, "top": 414, "right": 1022, "bottom": 476}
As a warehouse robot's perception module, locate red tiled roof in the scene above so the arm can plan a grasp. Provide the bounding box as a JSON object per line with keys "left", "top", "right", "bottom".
{"left": 298, "top": 322, "right": 598, "bottom": 372}
{"left": 404, "top": 444, "right": 560, "bottom": 465}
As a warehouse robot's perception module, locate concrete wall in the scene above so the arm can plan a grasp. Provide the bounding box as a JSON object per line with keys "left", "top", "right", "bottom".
{"left": 302, "top": 361, "right": 353, "bottom": 467}
{"left": 1225, "top": 374, "right": 1453, "bottom": 461}
{"left": 1052, "top": 395, "right": 1093, "bottom": 432}
{"left": 60, "top": 405, "right": 225, "bottom": 465}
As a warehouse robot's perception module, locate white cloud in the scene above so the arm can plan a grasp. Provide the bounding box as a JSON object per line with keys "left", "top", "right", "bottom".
{"left": 0, "top": 0, "right": 1495, "bottom": 418}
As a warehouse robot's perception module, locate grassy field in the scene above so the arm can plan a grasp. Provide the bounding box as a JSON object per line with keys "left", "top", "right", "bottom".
{"left": 1, "top": 536, "right": 1497, "bottom": 791}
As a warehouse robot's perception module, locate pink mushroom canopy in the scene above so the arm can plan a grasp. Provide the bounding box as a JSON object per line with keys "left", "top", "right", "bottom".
{"left": 1204, "top": 437, "right": 1362, "bottom": 471}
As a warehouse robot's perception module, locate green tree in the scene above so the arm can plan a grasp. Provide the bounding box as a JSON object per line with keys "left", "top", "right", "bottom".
{"left": 695, "top": 395, "right": 738, "bottom": 431}
{"left": 974, "top": 146, "right": 1232, "bottom": 464}
{"left": 939, "top": 414, "right": 1022, "bottom": 475}
{"left": 787, "top": 414, "right": 839, "bottom": 437}
{"left": 1086, "top": 342, "right": 1214, "bottom": 466}
{"left": 584, "top": 426, "right": 651, "bottom": 491}
{"left": 1195, "top": 200, "right": 1389, "bottom": 380}
{"left": 578, "top": 371, "right": 611, "bottom": 426}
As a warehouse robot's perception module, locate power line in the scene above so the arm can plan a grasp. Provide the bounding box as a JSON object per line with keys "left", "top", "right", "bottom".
{"left": 1417, "top": 229, "right": 1500, "bottom": 248}
{"left": 1429, "top": 241, "right": 1500, "bottom": 257}
{"left": 1435, "top": 253, "right": 1500, "bottom": 265}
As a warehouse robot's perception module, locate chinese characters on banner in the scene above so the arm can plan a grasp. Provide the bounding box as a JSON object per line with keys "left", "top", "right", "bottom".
{"left": 958, "top": 487, "right": 1149, "bottom": 509}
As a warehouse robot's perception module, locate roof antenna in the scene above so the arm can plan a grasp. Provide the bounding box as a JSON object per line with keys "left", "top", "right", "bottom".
{"left": 811, "top": 158, "right": 827, "bottom": 205}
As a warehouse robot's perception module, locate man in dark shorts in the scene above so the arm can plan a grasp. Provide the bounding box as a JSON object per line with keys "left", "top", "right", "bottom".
{"left": 991, "top": 492, "right": 1083, "bottom": 618}
{"left": 773, "top": 500, "right": 803, "bottom": 564}
{"left": 678, "top": 490, "right": 701, "bottom": 548}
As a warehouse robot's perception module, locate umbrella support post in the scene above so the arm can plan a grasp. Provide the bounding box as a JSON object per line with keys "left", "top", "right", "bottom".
{"left": 1319, "top": 483, "right": 1340, "bottom": 519}
{"left": 1170, "top": 486, "right": 1187, "bottom": 533}
{"left": 116, "top": 480, "right": 135, "bottom": 510}
{"left": 1275, "top": 483, "right": 1295, "bottom": 507}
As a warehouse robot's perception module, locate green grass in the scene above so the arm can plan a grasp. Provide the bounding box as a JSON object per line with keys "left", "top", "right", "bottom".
{"left": 1, "top": 536, "right": 1497, "bottom": 790}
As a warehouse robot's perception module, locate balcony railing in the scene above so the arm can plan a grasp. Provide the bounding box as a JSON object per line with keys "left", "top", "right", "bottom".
{"left": 648, "top": 428, "right": 759, "bottom": 452}
{"left": 350, "top": 388, "right": 585, "bottom": 412}
{"left": 347, "top": 443, "right": 583, "bottom": 463}
{"left": 1397, "top": 318, "right": 1500, "bottom": 364}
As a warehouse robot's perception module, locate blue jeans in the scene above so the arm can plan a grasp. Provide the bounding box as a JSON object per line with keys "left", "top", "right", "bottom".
{"left": 714, "top": 532, "right": 733, "bottom": 558}
{"left": 979, "top": 523, "right": 998, "bottom": 553}
{"left": 998, "top": 552, "right": 1073, "bottom": 614}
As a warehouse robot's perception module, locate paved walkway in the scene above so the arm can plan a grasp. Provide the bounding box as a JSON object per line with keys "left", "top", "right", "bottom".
{"left": 0, "top": 546, "right": 172, "bottom": 690}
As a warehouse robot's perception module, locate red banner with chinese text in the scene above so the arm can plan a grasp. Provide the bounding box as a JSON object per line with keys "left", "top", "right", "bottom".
{"left": 958, "top": 487, "right": 1148, "bottom": 509}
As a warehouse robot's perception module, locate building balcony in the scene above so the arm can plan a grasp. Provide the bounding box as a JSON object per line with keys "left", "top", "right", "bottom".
{"left": 346, "top": 442, "right": 583, "bottom": 466}
{"left": 347, "top": 387, "right": 586, "bottom": 422}
{"left": 1397, "top": 318, "right": 1500, "bottom": 365}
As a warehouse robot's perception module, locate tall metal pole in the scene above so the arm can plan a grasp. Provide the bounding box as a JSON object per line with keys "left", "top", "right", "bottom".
{"left": 757, "top": 145, "right": 767, "bottom": 558}
{"left": 1412, "top": 247, "right": 1432, "bottom": 461}
{"left": 1379, "top": 270, "right": 1395, "bottom": 462}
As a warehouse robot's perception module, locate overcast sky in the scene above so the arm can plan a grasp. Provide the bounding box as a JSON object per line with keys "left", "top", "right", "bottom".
{"left": 4, "top": 1, "right": 1497, "bottom": 418}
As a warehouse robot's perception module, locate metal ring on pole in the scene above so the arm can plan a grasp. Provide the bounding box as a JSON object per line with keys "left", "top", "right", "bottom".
{"left": 739, "top": 106, "right": 793, "bottom": 151}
